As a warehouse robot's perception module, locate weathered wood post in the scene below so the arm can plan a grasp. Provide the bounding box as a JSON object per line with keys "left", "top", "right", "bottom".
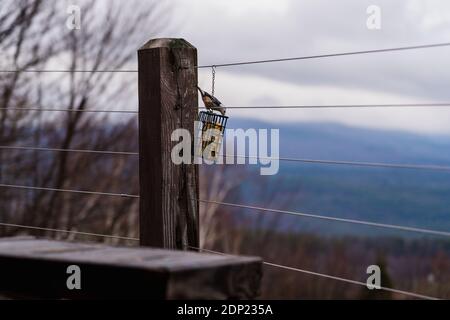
{"left": 138, "top": 38, "right": 199, "bottom": 249}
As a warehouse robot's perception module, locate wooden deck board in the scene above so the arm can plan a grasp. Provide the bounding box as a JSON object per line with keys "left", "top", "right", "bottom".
{"left": 0, "top": 237, "right": 262, "bottom": 299}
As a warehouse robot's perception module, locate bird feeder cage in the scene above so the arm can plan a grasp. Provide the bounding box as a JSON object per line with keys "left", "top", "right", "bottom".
{"left": 197, "top": 111, "right": 228, "bottom": 161}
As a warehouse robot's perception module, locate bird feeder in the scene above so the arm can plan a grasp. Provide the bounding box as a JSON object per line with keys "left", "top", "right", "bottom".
{"left": 197, "top": 111, "right": 228, "bottom": 161}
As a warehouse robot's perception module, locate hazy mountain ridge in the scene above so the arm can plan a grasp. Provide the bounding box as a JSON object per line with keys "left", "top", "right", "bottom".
{"left": 224, "top": 118, "right": 450, "bottom": 236}
{"left": 228, "top": 118, "right": 450, "bottom": 163}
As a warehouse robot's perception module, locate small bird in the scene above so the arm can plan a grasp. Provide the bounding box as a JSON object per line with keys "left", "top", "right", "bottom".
{"left": 197, "top": 86, "right": 226, "bottom": 116}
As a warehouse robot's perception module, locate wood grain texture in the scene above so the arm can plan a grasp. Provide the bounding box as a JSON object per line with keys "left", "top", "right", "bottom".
{"left": 138, "top": 38, "right": 199, "bottom": 249}
{"left": 0, "top": 238, "right": 262, "bottom": 299}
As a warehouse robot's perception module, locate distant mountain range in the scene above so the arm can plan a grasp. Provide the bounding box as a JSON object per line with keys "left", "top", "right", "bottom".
{"left": 220, "top": 117, "right": 450, "bottom": 237}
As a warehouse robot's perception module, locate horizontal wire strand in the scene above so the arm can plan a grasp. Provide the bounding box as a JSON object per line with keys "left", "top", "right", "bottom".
{"left": 0, "top": 222, "right": 139, "bottom": 241}
{"left": 3, "top": 103, "right": 450, "bottom": 114}
{"left": 262, "top": 261, "right": 439, "bottom": 300}
{"left": 190, "top": 246, "right": 438, "bottom": 300}
{"left": 3, "top": 187, "right": 447, "bottom": 236}
{"left": 196, "top": 199, "right": 450, "bottom": 238}
{"left": 226, "top": 154, "right": 450, "bottom": 172}
{"left": 0, "top": 107, "right": 138, "bottom": 114}
{"left": 0, "top": 145, "right": 138, "bottom": 156}
{"left": 197, "top": 42, "right": 450, "bottom": 68}
{"left": 1, "top": 42, "right": 450, "bottom": 73}
{"left": 0, "top": 183, "right": 140, "bottom": 198}
{"left": 0, "top": 70, "right": 138, "bottom": 73}
{"left": 1, "top": 146, "right": 449, "bottom": 174}
{"left": 1, "top": 186, "right": 448, "bottom": 237}
{"left": 222, "top": 103, "right": 450, "bottom": 109}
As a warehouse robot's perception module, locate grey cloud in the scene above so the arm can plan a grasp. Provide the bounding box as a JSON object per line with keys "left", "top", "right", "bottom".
{"left": 173, "top": 0, "right": 450, "bottom": 102}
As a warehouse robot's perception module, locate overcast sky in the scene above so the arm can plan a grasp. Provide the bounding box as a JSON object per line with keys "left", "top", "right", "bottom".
{"left": 143, "top": 0, "right": 450, "bottom": 135}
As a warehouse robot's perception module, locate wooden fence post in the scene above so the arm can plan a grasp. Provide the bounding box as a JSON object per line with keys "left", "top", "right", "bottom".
{"left": 138, "top": 38, "right": 199, "bottom": 249}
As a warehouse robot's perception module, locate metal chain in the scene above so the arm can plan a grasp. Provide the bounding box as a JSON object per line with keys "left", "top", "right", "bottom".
{"left": 211, "top": 65, "right": 216, "bottom": 96}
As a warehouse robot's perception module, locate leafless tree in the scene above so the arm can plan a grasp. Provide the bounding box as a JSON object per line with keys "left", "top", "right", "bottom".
{"left": 0, "top": 0, "right": 170, "bottom": 243}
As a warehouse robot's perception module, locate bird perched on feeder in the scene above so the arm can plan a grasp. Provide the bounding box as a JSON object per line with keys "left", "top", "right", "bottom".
{"left": 197, "top": 86, "right": 226, "bottom": 116}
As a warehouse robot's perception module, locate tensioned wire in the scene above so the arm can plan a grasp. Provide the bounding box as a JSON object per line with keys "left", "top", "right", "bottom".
{"left": 189, "top": 246, "right": 439, "bottom": 300}
{"left": 1, "top": 42, "right": 449, "bottom": 72}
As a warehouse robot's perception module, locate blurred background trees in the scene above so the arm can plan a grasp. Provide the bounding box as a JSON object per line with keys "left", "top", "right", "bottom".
{"left": 0, "top": 0, "right": 168, "bottom": 241}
